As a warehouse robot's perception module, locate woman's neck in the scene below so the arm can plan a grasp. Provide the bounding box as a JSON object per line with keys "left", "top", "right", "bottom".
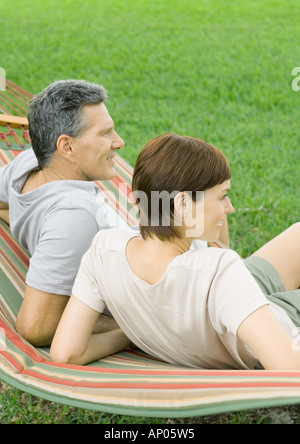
{"left": 142, "top": 235, "right": 192, "bottom": 258}
{"left": 126, "top": 234, "right": 193, "bottom": 285}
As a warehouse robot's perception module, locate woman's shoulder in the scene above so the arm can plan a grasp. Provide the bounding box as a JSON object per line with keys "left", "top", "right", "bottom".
{"left": 178, "top": 246, "right": 241, "bottom": 269}
{"left": 92, "top": 226, "right": 139, "bottom": 250}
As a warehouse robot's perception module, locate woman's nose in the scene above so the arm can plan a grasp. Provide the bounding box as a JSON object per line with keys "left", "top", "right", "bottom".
{"left": 225, "top": 198, "right": 235, "bottom": 214}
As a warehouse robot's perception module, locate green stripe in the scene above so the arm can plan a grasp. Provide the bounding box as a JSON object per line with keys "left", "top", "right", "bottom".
{"left": 0, "top": 142, "right": 31, "bottom": 151}
{"left": 0, "top": 268, "right": 23, "bottom": 316}
{"left": 1, "top": 368, "right": 300, "bottom": 418}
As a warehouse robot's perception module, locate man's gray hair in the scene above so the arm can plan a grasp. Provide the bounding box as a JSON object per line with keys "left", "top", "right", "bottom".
{"left": 28, "top": 79, "right": 108, "bottom": 169}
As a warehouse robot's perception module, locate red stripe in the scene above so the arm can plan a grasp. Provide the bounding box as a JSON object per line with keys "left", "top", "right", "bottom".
{"left": 19, "top": 369, "right": 300, "bottom": 389}
{"left": 0, "top": 225, "right": 30, "bottom": 267}
{"left": 10, "top": 149, "right": 23, "bottom": 158}
{"left": 0, "top": 249, "right": 26, "bottom": 283}
{"left": 3, "top": 319, "right": 300, "bottom": 380}
{"left": 2, "top": 318, "right": 300, "bottom": 388}
{"left": 111, "top": 176, "right": 132, "bottom": 196}
{"left": 3, "top": 320, "right": 300, "bottom": 382}
{"left": 0, "top": 320, "right": 46, "bottom": 366}
{"left": 44, "top": 360, "right": 300, "bottom": 378}
{"left": 0, "top": 151, "right": 11, "bottom": 165}
{"left": 0, "top": 351, "right": 24, "bottom": 373}
{"left": 0, "top": 149, "right": 22, "bottom": 166}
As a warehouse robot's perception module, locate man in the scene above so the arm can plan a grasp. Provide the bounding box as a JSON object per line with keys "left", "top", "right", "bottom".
{"left": 0, "top": 80, "right": 126, "bottom": 346}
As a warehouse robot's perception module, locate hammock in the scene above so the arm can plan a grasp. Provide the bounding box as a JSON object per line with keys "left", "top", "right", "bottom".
{"left": 1, "top": 81, "right": 300, "bottom": 418}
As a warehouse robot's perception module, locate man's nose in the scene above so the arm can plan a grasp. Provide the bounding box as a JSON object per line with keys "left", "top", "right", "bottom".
{"left": 112, "top": 132, "right": 125, "bottom": 150}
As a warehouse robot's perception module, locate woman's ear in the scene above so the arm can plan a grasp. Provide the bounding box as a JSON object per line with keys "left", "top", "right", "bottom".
{"left": 173, "top": 192, "right": 192, "bottom": 218}
{"left": 174, "top": 192, "right": 204, "bottom": 238}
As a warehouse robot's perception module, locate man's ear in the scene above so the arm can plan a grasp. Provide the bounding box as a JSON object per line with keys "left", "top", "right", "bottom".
{"left": 56, "top": 134, "right": 75, "bottom": 159}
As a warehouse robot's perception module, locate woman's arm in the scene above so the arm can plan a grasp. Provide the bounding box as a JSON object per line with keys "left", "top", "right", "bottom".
{"left": 50, "top": 295, "right": 132, "bottom": 365}
{"left": 237, "top": 305, "right": 300, "bottom": 370}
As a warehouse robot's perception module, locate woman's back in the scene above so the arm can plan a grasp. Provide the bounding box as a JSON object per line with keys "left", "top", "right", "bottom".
{"left": 73, "top": 227, "right": 277, "bottom": 369}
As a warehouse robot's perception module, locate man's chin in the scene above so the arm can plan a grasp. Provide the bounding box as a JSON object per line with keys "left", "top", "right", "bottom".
{"left": 99, "top": 168, "right": 116, "bottom": 181}
{"left": 107, "top": 169, "right": 116, "bottom": 180}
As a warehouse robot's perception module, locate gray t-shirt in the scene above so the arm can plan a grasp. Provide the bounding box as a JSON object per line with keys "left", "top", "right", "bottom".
{"left": 0, "top": 149, "right": 127, "bottom": 295}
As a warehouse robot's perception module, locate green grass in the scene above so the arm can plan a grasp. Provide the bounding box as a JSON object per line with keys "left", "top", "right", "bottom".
{"left": 0, "top": 383, "right": 299, "bottom": 424}
{"left": 0, "top": 0, "right": 300, "bottom": 424}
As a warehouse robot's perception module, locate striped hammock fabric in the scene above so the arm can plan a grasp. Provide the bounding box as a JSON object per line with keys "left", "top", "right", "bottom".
{"left": 1, "top": 83, "right": 300, "bottom": 418}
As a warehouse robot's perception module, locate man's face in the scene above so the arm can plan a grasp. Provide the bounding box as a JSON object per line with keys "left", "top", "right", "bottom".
{"left": 71, "top": 103, "right": 125, "bottom": 181}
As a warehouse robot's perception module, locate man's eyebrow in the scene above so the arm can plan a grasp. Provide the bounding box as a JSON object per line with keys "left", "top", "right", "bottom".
{"left": 98, "top": 125, "right": 114, "bottom": 134}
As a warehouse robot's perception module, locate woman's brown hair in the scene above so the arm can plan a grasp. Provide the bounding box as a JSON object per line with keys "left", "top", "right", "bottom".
{"left": 132, "top": 133, "right": 231, "bottom": 241}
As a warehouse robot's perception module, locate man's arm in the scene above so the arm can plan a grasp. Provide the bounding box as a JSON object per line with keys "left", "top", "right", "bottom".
{"left": 0, "top": 201, "right": 9, "bottom": 225}
{"left": 16, "top": 285, "right": 69, "bottom": 347}
{"left": 17, "top": 207, "right": 99, "bottom": 347}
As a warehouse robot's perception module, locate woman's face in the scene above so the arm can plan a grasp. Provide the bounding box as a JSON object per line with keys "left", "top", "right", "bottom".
{"left": 179, "top": 180, "right": 234, "bottom": 241}
{"left": 201, "top": 180, "right": 234, "bottom": 241}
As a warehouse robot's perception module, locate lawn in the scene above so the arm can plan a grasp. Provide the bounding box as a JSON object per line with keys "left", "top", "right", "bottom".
{"left": 0, "top": 0, "right": 300, "bottom": 424}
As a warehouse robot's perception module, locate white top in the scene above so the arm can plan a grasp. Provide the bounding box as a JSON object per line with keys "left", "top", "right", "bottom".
{"left": 73, "top": 227, "right": 296, "bottom": 369}
{"left": 0, "top": 149, "right": 127, "bottom": 295}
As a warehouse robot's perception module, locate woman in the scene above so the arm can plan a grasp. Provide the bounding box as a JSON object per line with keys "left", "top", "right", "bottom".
{"left": 50, "top": 133, "right": 300, "bottom": 370}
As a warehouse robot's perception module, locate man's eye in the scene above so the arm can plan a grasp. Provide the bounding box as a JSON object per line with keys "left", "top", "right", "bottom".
{"left": 100, "top": 129, "right": 112, "bottom": 136}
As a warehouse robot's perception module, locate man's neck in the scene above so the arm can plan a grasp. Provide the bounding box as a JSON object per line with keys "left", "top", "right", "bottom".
{"left": 21, "top": 159, "right": 84, "bottom": 194}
